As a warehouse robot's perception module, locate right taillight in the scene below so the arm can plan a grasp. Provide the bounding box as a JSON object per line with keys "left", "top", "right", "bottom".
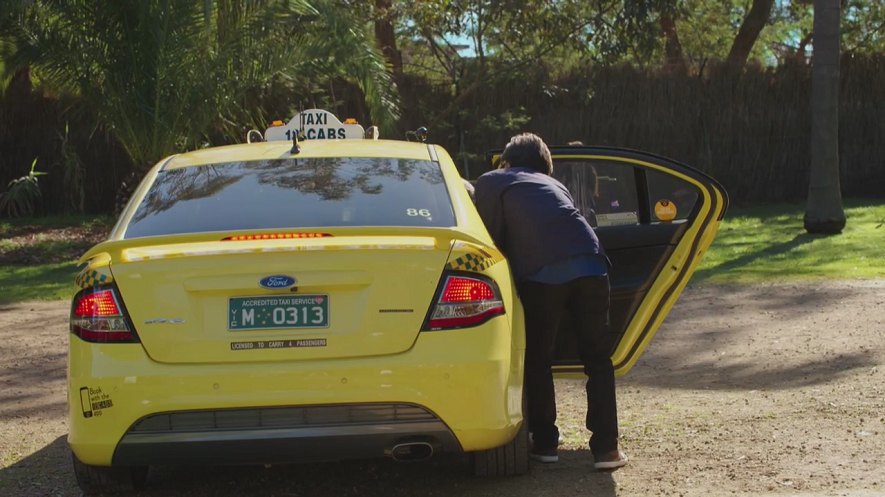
{"left": 423, "top": 274, "right": 505, "bottom": 331}
{"left": 71, "top": 285, "right": 138, "bottom": 343}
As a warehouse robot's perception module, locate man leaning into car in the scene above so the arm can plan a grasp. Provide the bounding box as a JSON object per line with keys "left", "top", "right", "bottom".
{"left": 473, "top": 132, "right": 628, "bottom": 470}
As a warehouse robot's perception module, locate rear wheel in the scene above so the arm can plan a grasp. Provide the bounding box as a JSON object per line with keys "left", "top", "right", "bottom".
{"left": 471, "top": 416, "right": 529, "bottom": 476}
{"left": 72, "top": 452, "right": 148, "bottom": 496}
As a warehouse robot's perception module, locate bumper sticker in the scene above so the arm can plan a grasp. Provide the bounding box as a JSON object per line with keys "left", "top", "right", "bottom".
{"left": 79, "top": 386, "right": 114, "bottom": 418}
{"left": 655, "top": 199, "right": 677, "bottom": 222}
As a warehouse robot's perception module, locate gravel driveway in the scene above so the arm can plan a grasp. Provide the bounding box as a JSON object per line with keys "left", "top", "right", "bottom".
{"left": 1, "top": 281, "right": 883, "bottom": 496}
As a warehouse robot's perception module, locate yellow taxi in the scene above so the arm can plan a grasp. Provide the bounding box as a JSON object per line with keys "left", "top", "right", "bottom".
{"left": 68, "top": 110, "right": 727, "bottom": 494}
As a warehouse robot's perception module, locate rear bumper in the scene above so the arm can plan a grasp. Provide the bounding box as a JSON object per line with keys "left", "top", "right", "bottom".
{"left": 69, "top": 317, "right": 524, "bottom": 466}
{"left": 113, "top": 403, "right": 460, "bottom": 466}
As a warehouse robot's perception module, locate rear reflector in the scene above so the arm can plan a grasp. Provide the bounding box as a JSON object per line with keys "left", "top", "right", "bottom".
{"left": 71, "top": 286, "right": 138, "bottom": 343}
{"left": 424, "top": 274, "right": 505, "bottom": 331}
{"left": 223, "top": 233, "right": 332, "bottom": 241}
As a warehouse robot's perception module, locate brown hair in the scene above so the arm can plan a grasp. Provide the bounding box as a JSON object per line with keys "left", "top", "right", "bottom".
{"left": 500, "top": 133, "right": 553, "bottom": 175}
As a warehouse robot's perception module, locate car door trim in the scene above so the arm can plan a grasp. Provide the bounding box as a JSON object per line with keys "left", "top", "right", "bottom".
{"left": 542, "top": 147, "right": 728, "bottom": 373}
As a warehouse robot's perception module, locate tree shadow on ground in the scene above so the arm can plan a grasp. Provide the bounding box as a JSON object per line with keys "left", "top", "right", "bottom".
{"left": 625, "top": 280, "right": 881, "bottom": 391}
{"left": 0, "top": 439, "right": 617, "bottom": 497}
{"left": 0, "top": 305, "right": 68, "bottom": 419}
{"left": 0, "top": 347, "right": 66, "bottom": 420}
{"left": 692, "top": 232, "right": 818, "bottom": 282}
{"left": 0, "top": 436, "right": 73, "bottom": 496}
{"left": 626, "top": 349, "right": 877, "bottom": 391}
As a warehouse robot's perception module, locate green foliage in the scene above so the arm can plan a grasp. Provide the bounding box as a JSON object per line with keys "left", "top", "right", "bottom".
{"left": 475, "top": 108, "right": 531, "bottom": 136}
{"left": 305, "top": 2, "right": 401, "bottom": 134}
{"left": 454, "top": 107, "right": 531, "bottom": 172}
{"left": 395, "top": 0, "right": 882, "bottom": 71}
{"left": 0, "top": 0, "right": 24, "bottom": 91}
{"left": 843, "top": 0, "right": 885, "bottom": 54}
{"left": 694, "top": 199, "right": 885, "bottom": 283}
{"left": 677, "top": 0, "right": 747, "bottom": 64}
{"left": 399, "top": 0, "right": 644, "bottom": 71}
{"left": 0, "top": 158, "right": 47, "bottom": 218}
{"left": 4, "top": 0, "right": 398, "bottom": 172}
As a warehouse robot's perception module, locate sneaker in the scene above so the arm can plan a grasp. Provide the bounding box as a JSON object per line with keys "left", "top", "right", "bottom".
{"left": 593, "top": 449, "right": 628, "bottom": 470}
{"left": 529, "top": 446, "right": 559, "bottom": 463}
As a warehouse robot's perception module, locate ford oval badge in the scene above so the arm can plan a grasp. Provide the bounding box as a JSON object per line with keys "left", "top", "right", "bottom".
{"left": 259, "top": 275, "right": 297, "bottom": 289}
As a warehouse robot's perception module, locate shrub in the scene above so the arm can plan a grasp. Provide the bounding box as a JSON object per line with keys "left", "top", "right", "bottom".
{"left": 0, "top": 158, "right": 47, "bottom": 218}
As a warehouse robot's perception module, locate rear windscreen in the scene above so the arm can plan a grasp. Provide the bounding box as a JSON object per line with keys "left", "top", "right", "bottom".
{"left": 123, "top": 158, "right": 456, "bottom": 239}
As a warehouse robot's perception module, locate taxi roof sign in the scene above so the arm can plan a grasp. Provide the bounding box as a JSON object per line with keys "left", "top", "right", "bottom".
{"left": 265, "top": 109, "right": 365, "bottom": 142}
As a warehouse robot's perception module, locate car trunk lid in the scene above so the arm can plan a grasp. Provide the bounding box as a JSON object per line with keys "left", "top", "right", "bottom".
{"left": 94, "top": 232, "right": 457, "bottom": 364}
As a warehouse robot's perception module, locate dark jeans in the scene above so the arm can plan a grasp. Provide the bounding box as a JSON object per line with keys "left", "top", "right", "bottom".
{"left": 519, "top": 275, "right": 619, "bottom": 455}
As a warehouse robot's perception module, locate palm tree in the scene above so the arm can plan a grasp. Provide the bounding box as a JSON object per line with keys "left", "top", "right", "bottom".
{"left": 3, "top": 0, "right": 398, "bottom": 179}
{"left": 804, "top": 0, "right": 846, "bottom": 234}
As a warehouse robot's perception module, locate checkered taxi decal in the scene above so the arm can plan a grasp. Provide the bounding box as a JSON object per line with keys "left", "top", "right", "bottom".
{"left": 446, "top": 241, "right": 503, "bottom": 273}
{"left": 447, "top": 252, "right": 495, "bottom": 272}
{"left": 76, "top": 268, "right": 113, "bottom": 289}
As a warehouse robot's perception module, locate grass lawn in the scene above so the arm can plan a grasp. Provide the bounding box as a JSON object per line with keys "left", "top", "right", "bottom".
{"left": 0, "top": 201, "right": 883, "bottom": 303}
{"left": 0, "top": 262, "right": 81, "bottom": 302}
{"left": 1, "top": 215, "right": 113, "bottom": 303}
{"left": 693, "top": 198, "right": 885, "bottom": 283}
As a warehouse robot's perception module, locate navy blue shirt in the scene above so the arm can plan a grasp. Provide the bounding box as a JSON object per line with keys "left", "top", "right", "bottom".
{"left": 525, "top": 253, "right": 608, "bottom": 284}
{"left": 474, "top": 167, "right": 607, "bottom": 281}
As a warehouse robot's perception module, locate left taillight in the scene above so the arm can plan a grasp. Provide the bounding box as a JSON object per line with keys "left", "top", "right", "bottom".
{"left": 70, "top": 285, "right": 139, "bottom": 343}
{"left": 423, "top": 273, "right": 505, "bottom": 331}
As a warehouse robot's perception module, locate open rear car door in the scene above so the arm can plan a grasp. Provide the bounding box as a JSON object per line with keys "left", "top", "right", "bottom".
{"left": 488, "top": 146, "right": 728, "bottom": 376}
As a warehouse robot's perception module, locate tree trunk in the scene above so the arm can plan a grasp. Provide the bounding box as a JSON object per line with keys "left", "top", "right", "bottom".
{"left": 804, "top": 0, "right": 845, "bottom": 234}
{"left": 660, "top": 14, "right": 686, "bottom": 71}
{"left": 374, "top": 0, "right": 402, "bottom": 81}
{"left": 795, "top": 32, "right": 813, "bottom": 63}
{"left": 726, "top": 0, "right": 774, "bottom": 68}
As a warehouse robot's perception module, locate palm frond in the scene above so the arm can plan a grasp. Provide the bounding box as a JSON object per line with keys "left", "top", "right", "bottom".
{"left": 294, "top": 1, "right": 400, "bottom": 134}
{"left": 7, "top": 0, "right": 401, "bottom": 171}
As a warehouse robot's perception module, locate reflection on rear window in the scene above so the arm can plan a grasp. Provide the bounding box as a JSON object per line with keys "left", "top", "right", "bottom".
{"left": 124, "top": 158, "right": 455, "bottom": 239}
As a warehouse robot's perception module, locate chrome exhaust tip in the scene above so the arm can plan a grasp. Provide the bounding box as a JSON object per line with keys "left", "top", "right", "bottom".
{"left": 388, "top": 441, "right": 434, "bottom": 462}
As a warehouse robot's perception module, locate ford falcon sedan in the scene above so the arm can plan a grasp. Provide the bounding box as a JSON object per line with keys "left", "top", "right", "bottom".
{"left": 68, "top": 110, "right": 726, "bottom": 494}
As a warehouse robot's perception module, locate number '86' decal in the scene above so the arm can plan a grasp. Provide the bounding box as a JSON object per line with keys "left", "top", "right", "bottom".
{"left": 406, "top": 208, "right": 432, "bottom": 218}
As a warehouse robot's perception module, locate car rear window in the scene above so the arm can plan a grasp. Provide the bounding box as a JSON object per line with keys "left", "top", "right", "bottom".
{"left": 123, "top": 158, "right": 456, "bottom": 239}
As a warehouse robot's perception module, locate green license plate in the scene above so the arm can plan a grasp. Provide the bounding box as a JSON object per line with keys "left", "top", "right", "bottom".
{"left": 229, "top": 295, "right": 329, "bottom": 331}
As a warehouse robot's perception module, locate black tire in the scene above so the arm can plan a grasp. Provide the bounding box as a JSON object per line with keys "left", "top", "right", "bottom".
{"left": 471, "top": 415, "right": 530, "bottom": 477}
{"left": 72, "top": 452, "right": 148, "bottom": 496}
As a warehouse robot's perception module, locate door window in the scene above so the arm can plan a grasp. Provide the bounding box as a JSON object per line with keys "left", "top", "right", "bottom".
{"left": 554, "top": 160, "right": 639, "bottom": 227}
{"left": 645, "top": 168, "right": 700, "bottom": 223}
